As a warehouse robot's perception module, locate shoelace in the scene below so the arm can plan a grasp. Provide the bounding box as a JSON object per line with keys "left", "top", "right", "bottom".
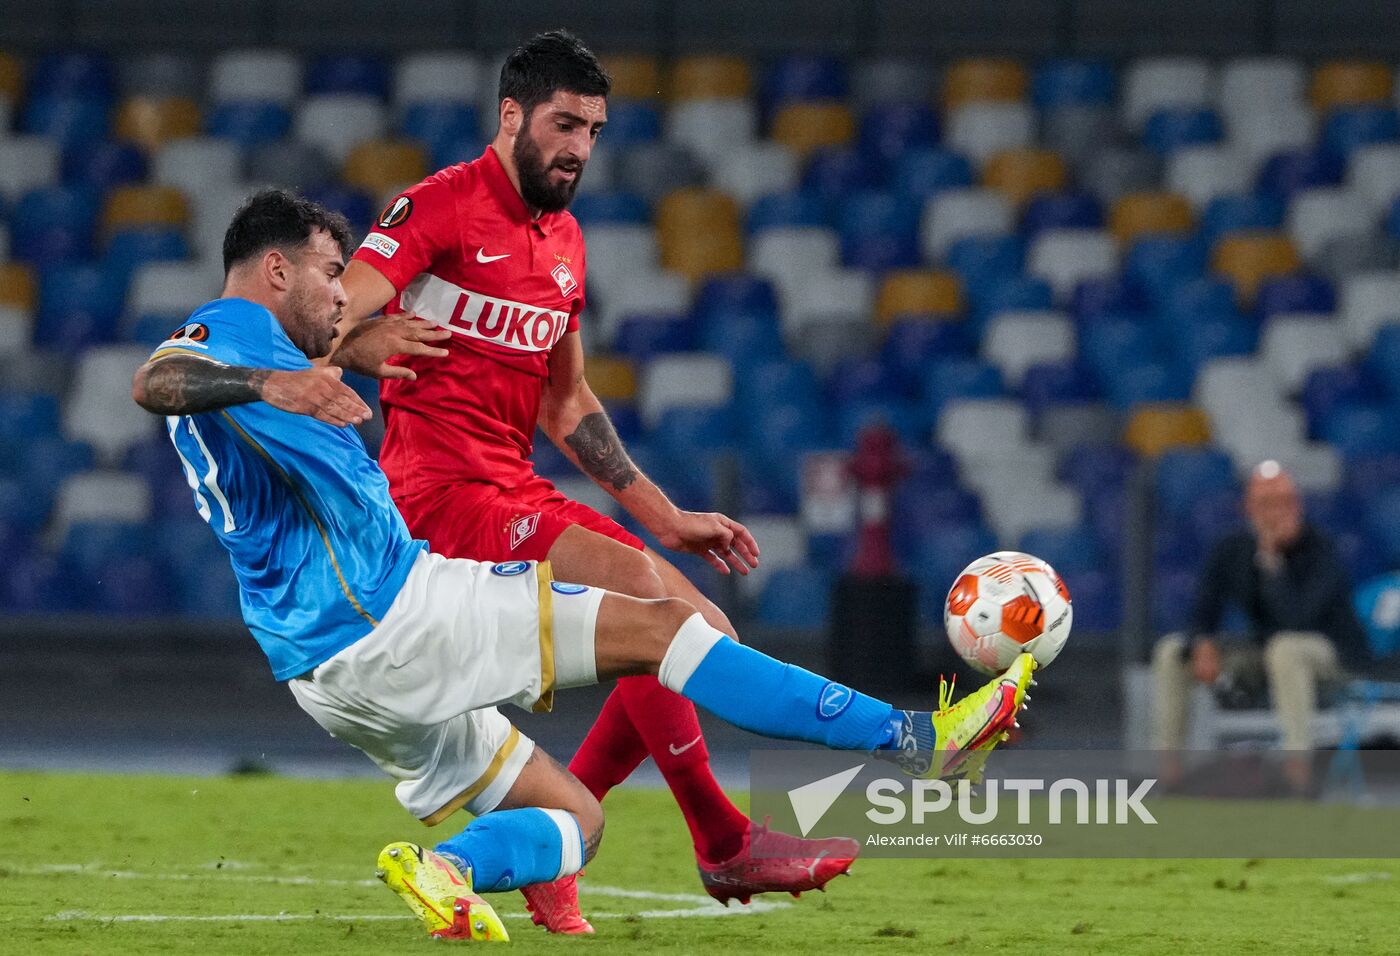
{"left": 748, "top": 816, "right": 824, "bottom": 858}
{"left": 936, "top": 673, "right": 958, "bottom": 713}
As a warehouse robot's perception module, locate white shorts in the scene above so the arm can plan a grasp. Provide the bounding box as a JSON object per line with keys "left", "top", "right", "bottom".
{"left": 289, "top": 551, "right": 605, "bottom": 824}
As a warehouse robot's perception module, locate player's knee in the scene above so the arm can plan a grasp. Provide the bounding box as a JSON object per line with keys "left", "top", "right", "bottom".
{"left": 612, "top": 549, "right": 666, "bottom": 600}
{"left": 579, "top": 806, "right": 604, "bottom": 865}
{"left": 642, "top": 596, "right": 701, "bottom": 669}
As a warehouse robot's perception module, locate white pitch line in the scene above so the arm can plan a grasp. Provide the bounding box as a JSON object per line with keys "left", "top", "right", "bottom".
{"left": 1322, "top": 871, "right": 1392, "bottom": 885}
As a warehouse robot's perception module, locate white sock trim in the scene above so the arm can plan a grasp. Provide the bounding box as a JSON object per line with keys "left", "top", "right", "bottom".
{"left": 541, "top": 807, "right": 584, "bottom": 879}
{"left": 657, "top": 613, "right": 725, "bottom": 693}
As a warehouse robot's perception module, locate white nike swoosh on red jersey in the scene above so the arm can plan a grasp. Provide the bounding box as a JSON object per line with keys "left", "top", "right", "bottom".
{"left": 476, "top": 248, "right": 511, "bottom": 263}
{"left": 668, "top": 735, "right": 703, "bottom": 756}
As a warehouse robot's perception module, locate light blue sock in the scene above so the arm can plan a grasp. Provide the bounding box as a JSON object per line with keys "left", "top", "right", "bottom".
{"left": 434, "top": 806, "right": 584, "bottom": 893}
{"left": 659, "top": 618, "right": 897, "bottom": 750}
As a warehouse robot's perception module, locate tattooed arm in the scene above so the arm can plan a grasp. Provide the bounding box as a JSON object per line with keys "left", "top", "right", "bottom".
{"left": 539, "top": 333, "right": 759, "bottom": 575}
{"left": 133, "top": 355, "right": 372, "bottom": 427}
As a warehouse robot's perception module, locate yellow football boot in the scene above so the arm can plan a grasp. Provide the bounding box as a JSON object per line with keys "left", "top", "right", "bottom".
{"left": 376, "top": 841, "right": 509, "bottom": 942}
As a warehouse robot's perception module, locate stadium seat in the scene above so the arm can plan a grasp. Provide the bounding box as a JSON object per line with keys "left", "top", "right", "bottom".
{"left": 920, "top": 358, "right": 1004, "bottom": 419}
{"left": 670, "top": 55, "right": 752, "bottom": 101}
{"left": 881, "top": 320, "right": 975, "bottom": 393}
{"left": 342, "top": 139, "right": 428, "bottom": 195}
{"left": 1018, "top": 524, "right": 1102, "bottom": 575}
{"left": 859, "top": 102, "right": 939, "bottom": 174}
{"left": 1322, "top": 106, "right": 1400, "bottom": 164}
{"left": 598, "top": 100, "right": 661, "bottom": 147}
{"left": 0, "top": 50, "right": 21, "bottom": 102}
{"left": 1165, "top": 146, "right": 1250, "bottom": 210}
{"left": 1020, "top": 360, "right": 1099, "bottom": 414}
{"left": 567, "top": 191, "right": 650, "bottom": 227}
{"left": 114, "top": 95, "right": 201, "bottom": 152}
{"left": 1229, "top": 104, "right": 1317, "bottom": 171}
{"left": 205, "top": 100, "right": 292, "bottom": 149}
{"left": 101, "top": 185, "right": 188, "bottom": 238}
{"left": 874, "top": 270, "right": 961, "bottom": 324}
{"left": 1143, "top": 107, "right": 1223, "bottom": 156}
{"left": 777, "top": 270, "right": 874, "bottom": 340}
{"left": 294, "top": 95, "right": 387, "bottom": 164}
{"left": 152, "top": 137, "right": 242, "bottom": 197}
{"left": 1172, "top": 314, "right": 1257, "bottom": 370}
{"left": 980, "top": 310, "right": 1074, "bottom": 386}
{"left": 1122, "top": 57, "right": 1212, "bottom": 131}
{"left": 1301, "top": 364, "right": 1385, "bottom": 435}
{"left": 1042, "top": 104, "right": 1116, "bottom": 169}
{"left": 1080, "top": 147, "right": 1162, "bottom": 204}
{"left": 667, "top": 99, "right": 756, "bottom": 167}
{"left": 1347, "top": 144, "right": 1400, "bottom": 213}
{"left": 247, "top": 140, "right": 334, "bottom": 191}
{"left": 579, "top": 224, "right": 659, "bottom": 291}
{"left": 1288, "top": 187, "right": 1373, "bottom": 259}
{"left": 1219, "top": 57, "right": 1307, "bottom": 123}
{"left": 62, "top": 140, "right": 146, "bottom": 192}
{"left": 699, "top": 310, "right": 785, "bottom": 372}
{"left": 1071, "top": 274, "right": 1146, "bottom": 320}
{"left": 826, "top": 355, "right": 900, "bottom": 406}
{"left": 394, "top": 52, "right": 483, "bottom": 107}
{"left": 1200, "top": 194, "right": 1284, "bottom": 245}
{"left": 1159, "top": 275, "right": 1238, "bottom": 325}
{"left": 792, "top": 317, "right": 875, "bottom": 377}
{"left": 35, "top": 262, "right": 126, "bottom": 349}
{"left": 50, "top": 471, "right": 152, "bottom": 542}
{"left": 399, "top": 102, "right": 481, "bottom": 167}
{"left": 749, "top": 227, "right": 839, "bottom": 289}
{"left": 1310, "top": 60, "right": 1392, "bottom": 112}
{"left": 582, "top": 354, "right": 636, "bottom": 401}
{"left": 711, "top": 142, "right": 800, "bottom": 207}
{"left": 1257, "top": 149, "right": 1344, "bottom": 199}
{"left": 838, "top": 191, "right": 920, "bottom": 270}
{"left": 600, "top": 54, "right": 661, "bottom": 101}
{"left": 946, "top": 235, "right": 1027, "bottom": 294}
{"left": 1026, "top": 229, "right": 1117, "bottom": 301}
{"left": 106, "top": 227, "right": 187, "bottom": 280}
{"left": 1039, "top": 403, "right": 1121, "bottom": 454}
{"left": 734, "top": 515, "right": 808, "bottom": 598}
{"left": 0, "top": 137, "right": 61, "bottom": 204}
{"left": 21, "top": 93, "right": 110, "bottom": 149}
{"left": 1122, "top": 403, "right": 1212, "bottom": 457}
{"left": 0, "top": 264, "right": 35, "bottom": 311}
{"left": 756, "top": 566, "right": 832, "bottom": 629}
{"left": 1109, "top": 192, "right": 1194, "bottom": 244}
{"left": 125, "top": 261, "right": 218, "bottom": 340}
{"left": 769, "top": 101, "right": 854, "bottom": 157}
{"left": 1261, "top": 314, "right": 1349, "bottom": 393}
{"left": 888, "top": 148, "right": 970, "bottom": 208}
{"left": 692, "top": 273, "right": 778, "bottom": 322}
{"left": 636, "top": 353, "right": 733, "bottom": 427}
{"left": 30, "top": 52, "right": 112, "bottom": 99}
{"left": 945, "top": 102, "right": 1034, "bottom": 164}
{"left": 1021, "top": 193, "right": 1104, "bottom": 237}
{"left": 656, "top": 188, "right": 743, "bottom": 281}
{"left": 940, "top": 57, "right": 1027, "bottom": 110}
{"left": 614, "top": 143, "right": 705, "bottom": 205}
{"left": 1322, "top": 404, "right": 1400, "bottom": 458}
{"left": 0, "top": 305, "right": 30, "bottom": 355}
{"left": 1254, "top": 274, "right": 1336, "bottom": 320}
{"left": 1210, "top": 232, "right": 1301, "bottom": 302}
{"left": 63, "top": 344, "right": 160, "bottom": 463}
{"left": 802, "top": 147, "right": 880, "bottom": 211}
{"left": 614, "top": 314, "right": 697, "bottom": 363}
{"left": 210, "top": 50, "right": 301, "bottom": 105}
{"left": 305, "top": 54, "right": 388, "bottom": 98}
{"left": 851, "top": 58, "right": 933, "bottom": 107}
{"left": 1339, "top": 271, "right": 1400, "bottom": 349}
{"left": 981, "top": 149, "right": 1066, "bottom": 207}
{"left": 919, "top": 188, "right": 1013, "bottom": 260}
{"left": 591, "top": 268, "right": 688, "bottom": 343}
{"left": 1032, "top": 58, "right": 1114, "bottom": 110}
{"left": 1368, "top": 324, "right": 1400, "bottom": 399}
{"left": 936, "top": 398, "right": 1028, "bottom": 457}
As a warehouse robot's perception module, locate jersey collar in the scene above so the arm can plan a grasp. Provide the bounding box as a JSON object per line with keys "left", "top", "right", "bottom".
{"left": 482, "top": 145, "right": 556, "bottom": 236}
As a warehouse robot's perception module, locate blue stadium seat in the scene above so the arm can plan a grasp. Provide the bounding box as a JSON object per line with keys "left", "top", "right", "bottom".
{"left": 912, "top": 523, "right": 998, "bottom": 612}
{"left": 29, "top": 52, "right": 113, "bottom": 98}
{"left": 1142, "top": 107, "right": 1223, "bottom": 155}
{"left": 1188, "top": 488, "right": 1244, "bottom": 550}
{"left": 205, "top": 100, "right": 293, "bottom": 148}
{"left": 1200, "top": 194, "right": 1285, "bottom": 245}
{"left": 106, "top": 227, "right": 188, "bottom": 280}
{"left": 944, "top": 234, "right": 1025, "bottom": 287}
{"left": 2, "top": 551, "right": 71, "bottom": 613}
{"left": 63, "top": 140, "right": 148, "bottom": 191}
{"left": 1303, "top": 490, "right": 1359, "bottom": 535}
{"left": 97, "top": 553, "right": 172, "bottom": 615}
{"left": 10, "top": 185, "right": 100, "bottom": 265}
{"left": 738, "top": 454, "right": 801, "bottom": 516}
{"left": 1099, "top": 358, "right": 1193, "bottom": 408}
{"left": 1085, "top": 485, "right": 1127, "bottom": 556}
{"left": 966, "top": 274, "right": 1054, "bottom": 326}
{"left": 1019, "top": 525, "right": 1102, "bottom": 574}
{"left": 858, "top": 103, "right": 939, "bottom": 172}
{"left": 1368, "top": 324, "right": 1400, "bottom": 399}
{"left": 1123, "top": 235, "right": 1207, "bottom": 305}
{"left": 1300, "top": 365, "right": 1386, "bottom": 435}
{"left": 881, "top": 320, "right": 975, "bottom": 393}
{"left": 892, "top": 480, "right": 983, "bottom": 563}
{"left": 18, "top": 435, "right": 95, "bottom": 493}
{"left": 1021, "top": 193, "right": 1104, "bottom": 237}
{"left": 738, "top": 360, "right": 822, "bottom": 409}
{"left": 36, "top": 262, "right": 127, "bottom": 349}
{"left": 401, "top": 102, "right": 481, "bottom": 167}
{"left": 1153, "top": 565, "right": 1200, "bottom": 633}
{"left": 1322, "top": 403, "right": 1400, "bottom": 458}
{"left": 907, "top": 446, "right": 960, "bottom": 485}
{"left": 1065, "top": 567, "right": 1121, "bottom": 631}
{"left": 1383, "top": 197, "right": 1400, "bottom": 243}
{"left": 654, "top": 405, "right": 737, "bottom": 458}
{"left": 602, "top": 401, "right": 643, "bottom": 444}
{"left": 613, "top": 314, "right": 696, "bottom": 361}
{"left": 839, "top": 399, "right": 925, "bottom": 447}
{"left": 1020, "top": 361, "right": 1099, "bottom": 412}
{"left": 761, "top": 56, "right": 848, "bottom": 111}
{"left": 301, "top": 184, "right": 374, "bottom": 229}
{"left": 22, "top": 94, "right": 112, "bottom": 149}
{"left": 1256, "top": 149, "right": 1344, "bottom": 199}
{"left": 1364, "top": 488, "right": 1400, "bottom": 564}
{"left": 1032, "top": 59, "right": 1115, "bottom": 109}
{"left": 1058, "top": 444, "right": 1137, "bottom": 495}
{"left": 746, "top": 191, "right": 828, "bottom": 233}
{"left": 741, "top": 403, "right": 826, "bottom": 464}
{"left": 1170, "top": 314, "right": 1258, "bottom": 369}
{"left": 1072, "top": 276, "right": 1148, "bottom": 321}
{"left": 0, "top": 473, "right": 51, "bottom": 536}
{"left": 757, "top": 566, "right": 834, "bottom": 629}
{"left": 827, "top": 356, "right": 902, "bottom": 405}
{"left": 1159, "top": 276, "right": 1238, "bottom": 326}
{"left": 838, "top": 190, "right": 920, "bottom": 269}
{"left": 305, "top": 54, "right": 390, "bottom": 97}
{"left": 60, "top": 520, "right": 153, "bottom": 581}
{"left": 0, "top": 391, "right": 61, "bottom": 446}
{"left": 1155, "top": 447, "right": 1237, "bottom": 519}
{"left": 698, "top": 310, "right": 785, "bottom": 371}
{"left": 1334, "top": 527, "right": 1391, "bottom": 582}
{"left": 920, "top": 357, "right": 1004, "bottom": 418}
{"left": 1254, "top": 273, "right": 1336, "bottom": 321}
{"left": 803, "top": 147, "right": 882, "bottom": 213}
{"left": 692, "top": 273, "right": 779, "bottom": 322}
{"left": 597, "top": 100, "right": 661, "bottom": 146}
{"left": 1079, "top": 315, "right": 1160, "bottom": 376}
{"left": 569, "top": 192, "right": 650, "bottom": 226}
{"left": 1321, "top": 106, "right": 1400, "bottom": 162}
{"left": 892, "top": 148, "right": 973, "bottom": 204}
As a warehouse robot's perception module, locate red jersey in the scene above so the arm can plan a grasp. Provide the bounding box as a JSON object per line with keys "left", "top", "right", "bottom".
{"left": 351, "top": 147, "right": 587, "bottom": 505}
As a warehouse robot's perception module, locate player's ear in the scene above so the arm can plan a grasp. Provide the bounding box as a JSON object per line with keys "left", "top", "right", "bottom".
{"left": 500, "top": 97, "right": 523, "bottom": 137}
{"left": 264, "top": 249, "right": 291, "bottom": 292}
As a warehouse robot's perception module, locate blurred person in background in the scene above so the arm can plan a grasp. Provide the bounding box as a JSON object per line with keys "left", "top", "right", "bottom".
{"left": 1151, "top": 460, "right": 1368, "bottom": 791}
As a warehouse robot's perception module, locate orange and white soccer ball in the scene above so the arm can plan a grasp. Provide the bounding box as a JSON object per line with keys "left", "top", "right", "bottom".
{"left": 944, "top": 551, "right": 1072, "bottom": 675}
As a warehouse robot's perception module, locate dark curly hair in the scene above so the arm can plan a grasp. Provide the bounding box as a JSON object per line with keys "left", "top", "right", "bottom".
{"left": 222, "top": 188, "right": 353, "bottom": 274}
{"left": 498, "top": 29, "right": 611, "bottom": 119}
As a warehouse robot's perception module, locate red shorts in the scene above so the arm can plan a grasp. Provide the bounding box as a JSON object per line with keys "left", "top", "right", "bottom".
{"left": 397, "top": 474, "right": 645, "bottom": 563}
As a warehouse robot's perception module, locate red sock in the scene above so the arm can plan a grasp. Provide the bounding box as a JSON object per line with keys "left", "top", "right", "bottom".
{"left": 567, "top": 686, "right": 649, "bottom": 802}
{"left": 615, "top": 674, "right": 750, "bottom": 864}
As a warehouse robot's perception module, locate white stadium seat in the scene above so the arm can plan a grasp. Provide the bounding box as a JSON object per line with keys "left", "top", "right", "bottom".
{"left": 1027, "top": 229, "right": 1117, "bottom": 301}
{"left": 126, "top": 261, "right": 221, "bottom": 320}
{"left": 395, "top": 52, "right": 484, "bottom": 107}
{"left": 851, "top": 58, "right": 934, "bottom": 107}
{"left": 980, "top": 310, "right": 1076, "bottom": 386}
{"left": 1340, "top": 271, "right": 1400, "bottom": 349}
{"left": 1259, "top": 314, "right": 1349, "bottom": 393}
{"left": 190, "top": 181, "right": 259, "bottom": 262}
{"left": 153, "top": 137, "right": 242, "bottom": 198}
{"left": 0, "top": 304, "right": 31, "bottom": 355}
{"left": 920, "top": 187, "right": 1013, "bottom": 260}
{"left": 637, "top": 353, "right": 734, "bottom": 427}
{"left": 209, "top": 49, "right": 301, "bottom": 105}
{"left": 1283, "top": 443, "right": 1343, "bottom": 492}
{"left": 936, "top": 398, "right": 1029, "bottom": 457}
{"left": 590, "top": 268, "right": 689, "bottom": 344}
{"left": 578, "top": 224, "right": 659, "bottom": 291}
{"left": 1218, "top": 57, "right": 1307, "bottom": 124}
{"left": 1122, "top": 57, "right": 1213, "bottom": 131}
{"left": 1287, "top": 187, "right": 1374, "bottom": 260}
{"left": 294, "top": 95, "right": 388, "bottom": 164}
{"left": 944, "top": 102, "right": 1034, "bottom": 164}
{"left": 712, "top": 141, "right": 800, "bottom": 206}
{"left": 1165, "top": 146, "right": 1250, "bottom": 210}
{"left": 735, "top": 515, "right": 807, "bottom": 598}
{"left": 666, "top": 99, "right": 757, "bottom": 168}
{"left": 1227, "top": 104, "right": 1316, "bottom": 171}
{"left": 49, "top": 471, "right": 152, "bottom": 544}
{"left": 977, "top": 480, "right": 1083, "bottom": 547}
{"left": 63, "top": 345, "right": 163, "bottom": 464}
{"left": 0, "top": 136, "right": 60, "bottom": 202}
{"left": 749, "top": 227, "right": 840, "bottom": 286}
{"left": 1347, "top": 144, "right": 1400, "bottom": 214}
{"left": 777, "top": 269, "right": 873, "bottom": 336}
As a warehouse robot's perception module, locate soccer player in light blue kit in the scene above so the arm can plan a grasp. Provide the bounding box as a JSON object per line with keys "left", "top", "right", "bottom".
{"left": 132, "top": 189, "right": 1034, "bottom": 941}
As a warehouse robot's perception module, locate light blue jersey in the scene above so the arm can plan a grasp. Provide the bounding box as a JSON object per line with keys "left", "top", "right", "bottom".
{"left": 153, "top": 298, "right": 426, "bottom": 680}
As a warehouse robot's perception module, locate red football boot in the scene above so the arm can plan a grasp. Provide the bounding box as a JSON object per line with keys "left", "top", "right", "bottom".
{"left": 520, "top": 872, "right": 594, "bottom": 934}
{"left": 696, "top": 817, "right": 859, "bottom": 906}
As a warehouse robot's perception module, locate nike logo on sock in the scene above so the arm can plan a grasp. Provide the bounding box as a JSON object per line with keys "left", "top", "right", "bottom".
{"left": 668, "top": 735, "right": 703, "bottom": 756}
{"left": 476, "top": 248, "right": 511, "bottom": 263}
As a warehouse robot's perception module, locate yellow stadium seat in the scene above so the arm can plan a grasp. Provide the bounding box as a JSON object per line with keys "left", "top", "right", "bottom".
{"left": 600, "top": 54, "right": 662, "bottom": 100}
{"left": 1310, "top": 60, "right": 1393, "bottom": 112}
{"left": 0, "top": 263, "right": 35, "bottom": 311}
{"left": 982, "top": 149, "right": 1066, "bottom": 207}
{"left": 0, "top": 53, "right": 22, "bottom": 103}
{"left": 876, "top": 270, "right": 963, "bottom": 324}
{"left": 770, "top": 101, "right": 854, "bottom": 157}
{"left": 942, "top": 57, "right": 1027, "bottom": 110}
{"left": 1109, "top": 192, "right": 1194, "bottom": 244}
{"left": 102, "top": 185, "right": 189, "bottom": 236}
{"left": 656, "top": 188, "right": 743, "bottom": 281}
{"left": 1123, "top": 403, "right": 1212, "bottom": 458}
{"left": 1211, "top": 232, "right": 1301, "bottom": 302}
{"left": 114, "top": 96, "right": 202, "bottom": 152}
{"left": 584, "top": 354, "right": 637, "bottom": 400}
{"left": 344, "top": 139, "right": 429, "bottom": 196}
{"left": 670, "top": 55, "right": 752, "bottom": 100}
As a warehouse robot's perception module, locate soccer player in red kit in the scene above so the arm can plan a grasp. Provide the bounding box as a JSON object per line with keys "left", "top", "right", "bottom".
{"left": 329, "top": 31, "right": 856, "bottom": 933}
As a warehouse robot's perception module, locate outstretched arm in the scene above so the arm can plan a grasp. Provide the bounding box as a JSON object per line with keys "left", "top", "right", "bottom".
{"left": 539, "top": 333, "right": 759, "bottom": 575}
{"left": 321, "top": 260, "right": 451, "bottom": 379}
{"left": 133, "top": 355, "right": 372, "bottom": 427}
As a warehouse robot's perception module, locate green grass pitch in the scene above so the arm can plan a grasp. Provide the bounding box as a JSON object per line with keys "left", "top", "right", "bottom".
{"left": 0, "top": 769, "right": 1393, "bottom": 954}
